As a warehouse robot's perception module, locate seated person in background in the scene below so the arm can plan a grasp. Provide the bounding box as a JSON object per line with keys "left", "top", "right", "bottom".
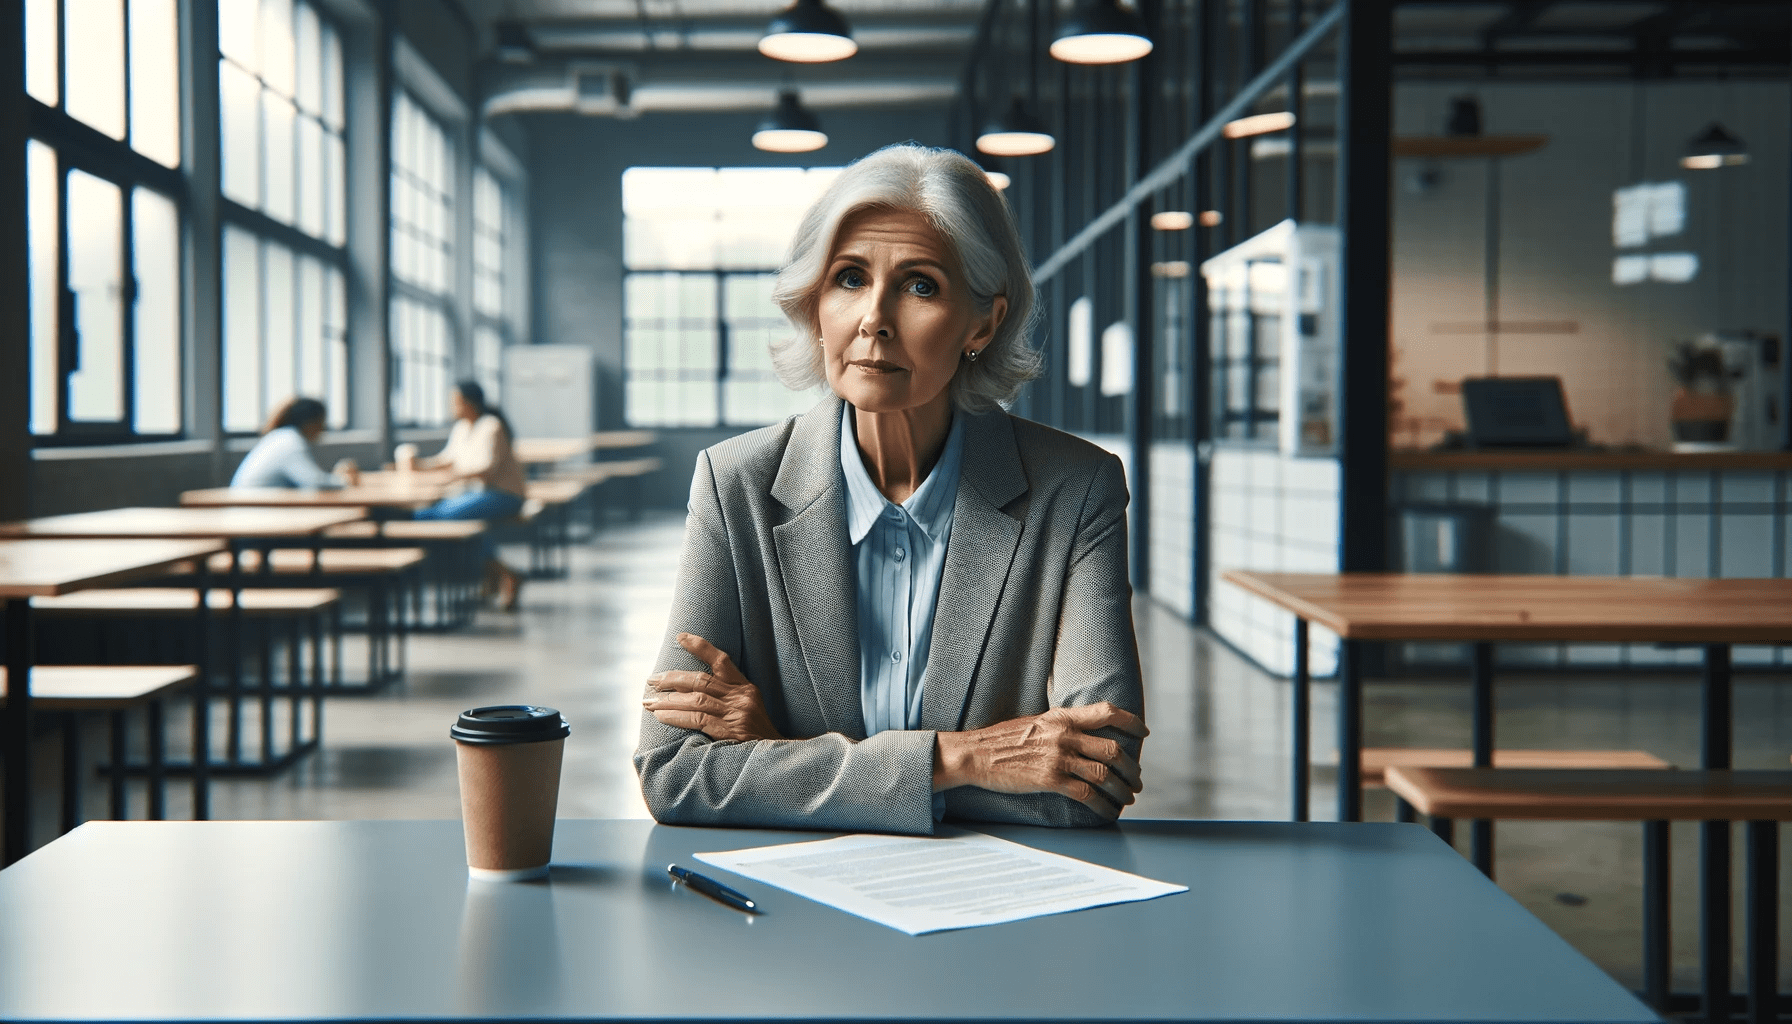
{"left": 231, "top": 397, "right": 359, "bottom": 489}
{"left": 411, "top": 381, "right": 528, "bottom": 610}
{"left": 635, "top": 143, "right": 1147, "bottom": 835}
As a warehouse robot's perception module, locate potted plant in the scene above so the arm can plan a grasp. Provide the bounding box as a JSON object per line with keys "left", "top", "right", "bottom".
{"left": 1666, "top": 339, "right": 1737, "bottom": 445}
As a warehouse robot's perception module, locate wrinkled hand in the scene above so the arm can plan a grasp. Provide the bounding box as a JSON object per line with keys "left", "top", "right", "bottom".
{"left": 643, "top": 633, "right": 784, "bottom": 743}
{"left": 933, "top": 703, "right": 1147, "bottom": 820}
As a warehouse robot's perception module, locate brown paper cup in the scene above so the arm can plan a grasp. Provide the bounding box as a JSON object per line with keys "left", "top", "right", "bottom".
{"left": 456, "top": 737, "right": 564, "bottom": 881}
{"left": 452, "top": 705, "right": 570, "bottom": 882}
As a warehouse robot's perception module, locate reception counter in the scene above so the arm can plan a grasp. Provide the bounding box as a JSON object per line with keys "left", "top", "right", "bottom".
{"left": 1392, "top": 447, "right": 1791, "bottom": 669}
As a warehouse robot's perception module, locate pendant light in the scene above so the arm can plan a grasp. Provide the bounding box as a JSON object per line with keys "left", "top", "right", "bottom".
{"left": 758, "top": 0, "right": 857, "bottom": 63}
{"left": 975, "top": 152, "right": 1011, "bottom": 190}
{"left": 977, "top": 97, "right": 1054, "bottom": 157}
{"left": 753, "top": 90, "right": 827, "bottom": 153}
{"left": 1050, "top": 0, "right": 1152, "bottom": 65}
{"left": 1682, "top": 122, "right": 1748, "bottom": 169}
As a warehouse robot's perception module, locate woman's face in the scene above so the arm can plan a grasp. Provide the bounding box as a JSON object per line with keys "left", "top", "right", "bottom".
{"left": 816, "top": 207, "right": 1006, "bottom": 417}
{"left": 450, "top": 391, "right": 473, "bottom": 422}
{"left": 300, "top": 418, "right": 326, "bottom": 442}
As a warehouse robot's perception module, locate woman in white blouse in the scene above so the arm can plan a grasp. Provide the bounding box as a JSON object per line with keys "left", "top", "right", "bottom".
{"left": 412, "top": 381, "right": 528, "bottom": 609}
{"left": 231, "top": 398, "right": 359, "bottom": 489}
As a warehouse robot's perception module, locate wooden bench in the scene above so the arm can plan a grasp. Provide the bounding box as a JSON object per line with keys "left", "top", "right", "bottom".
{"left": 520, "top": 480, "right": 589, "bottom": 578}
{"left": 0, "top": 665, "right": 198, "bottom": 830}
{"left": 1388, "top": 766, "right": 1792, "bottom": 1019}
{"left": 322, "top": 521, "right": 486, "bottom": 630}
{"left": 1362, "top": 747, "right": 1673, "bottom": 821}
{"left": 32, "top": 589, "right": 340, "bottom": 774}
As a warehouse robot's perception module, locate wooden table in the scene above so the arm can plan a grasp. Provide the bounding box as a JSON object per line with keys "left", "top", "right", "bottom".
{"left": 0, "top": 539, "right": 226, "bottom": 865}
{"left": 181, "top": 485, "right": 445, "bottom": 510}
{"left": 0, "top": 507, "right": 371, "bottom": 774}
{"left": 513, "top": 431, "right": 656, "bottom": 464}
{"left": 1221, "top": 570, "right": 1792, "bottom": 1024}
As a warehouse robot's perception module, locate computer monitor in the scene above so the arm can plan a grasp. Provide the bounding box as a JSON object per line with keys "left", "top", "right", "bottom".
{"left": 1459, "top": 376, "right": 1576, "bottom": 448}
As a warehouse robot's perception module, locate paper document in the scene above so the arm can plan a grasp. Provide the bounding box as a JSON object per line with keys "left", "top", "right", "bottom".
{"left": 694, "top": 827, "right": 1187, "bottom": 935}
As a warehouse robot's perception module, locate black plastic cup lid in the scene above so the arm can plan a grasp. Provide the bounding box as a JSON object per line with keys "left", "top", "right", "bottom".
{"left": 450, "top": 705, "right": 570, "bottom": 745}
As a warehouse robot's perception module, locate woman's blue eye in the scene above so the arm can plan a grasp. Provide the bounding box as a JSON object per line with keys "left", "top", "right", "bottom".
{"left": 837, "top": 268, "right": 865, "bottom": 288}
{"left": 909, "top": 277, "right": 937, "bottom": 297}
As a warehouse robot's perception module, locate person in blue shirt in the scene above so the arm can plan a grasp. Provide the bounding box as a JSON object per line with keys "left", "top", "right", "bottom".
{"left": 231, "top": 398, "right": 359, "bottom": 490}
{"left": 635, "top": 144, "right": 1147, "bottom": 834}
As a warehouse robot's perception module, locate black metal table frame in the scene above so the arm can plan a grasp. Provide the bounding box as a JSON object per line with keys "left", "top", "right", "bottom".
{"left": 1287, "top": 621, "right": 1779, "bottom": 1024}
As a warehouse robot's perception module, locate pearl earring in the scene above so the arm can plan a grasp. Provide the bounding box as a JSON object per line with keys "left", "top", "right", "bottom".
{"left": 964, "top": 349, "right": 980, "bottom": 362}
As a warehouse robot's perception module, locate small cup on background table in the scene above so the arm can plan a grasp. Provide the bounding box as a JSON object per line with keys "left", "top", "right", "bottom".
{"left": 452, "top": 705, "right": 570, "bottom": 882}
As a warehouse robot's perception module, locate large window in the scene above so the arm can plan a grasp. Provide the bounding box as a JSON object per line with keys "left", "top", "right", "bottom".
{"left": 25, "top": 0, "right": 184, "bottom": 440}
{"left": 621, "top": 167, "right": 838, "bottom": 427}
{"left": 389, "top": 90, "right": 456, "bottom": 427}
{"left": 219, "top": 0, "right": 349, "bottom": 432}
{"left": 472, "top": 165, "right": 510, "bottom": 401}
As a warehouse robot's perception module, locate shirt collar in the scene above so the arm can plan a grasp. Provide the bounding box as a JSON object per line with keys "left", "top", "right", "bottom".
{"left": 839, "top": 402, "right": 965, "bottom": 546}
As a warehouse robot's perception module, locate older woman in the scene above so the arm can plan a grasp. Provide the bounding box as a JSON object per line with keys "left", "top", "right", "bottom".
{"left": 634, "top": 144, "right": 1146, "bottom": 834}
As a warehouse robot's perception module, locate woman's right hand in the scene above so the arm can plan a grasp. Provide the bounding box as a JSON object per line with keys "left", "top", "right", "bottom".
{"left": 933, "top": 703, "right": 1147, "bottom": 820}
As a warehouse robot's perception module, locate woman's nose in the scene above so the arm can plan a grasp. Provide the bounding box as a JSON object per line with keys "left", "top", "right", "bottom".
{"left": 858, "top": 284, "right": 896, "bottom": 337}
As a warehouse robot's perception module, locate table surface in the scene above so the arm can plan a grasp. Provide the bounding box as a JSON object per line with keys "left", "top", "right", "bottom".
{"left": 0, "top": 506, "right": 368, "bottom": 539}
{"left": 0, "top": 818, "right": 1654, "bottom": 1023}
{"left": 512, "top": 432, "right": 657, "bottom": 464}
{"left": 182, "top": 485, "right": 443, "bottom": 509}
{"left": 1222, "top": 570, "right": 1792, "bottom": 643}
{"left": 0, "top": 538, "right": 227, "bottom": 597}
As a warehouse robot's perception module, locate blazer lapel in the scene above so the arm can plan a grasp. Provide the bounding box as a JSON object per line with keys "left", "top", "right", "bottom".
{"left": 920, "top": 410, "right": 1028, "bottom": 732}
{"left": 770, "top": 396, "right": 865, "bottom": 739}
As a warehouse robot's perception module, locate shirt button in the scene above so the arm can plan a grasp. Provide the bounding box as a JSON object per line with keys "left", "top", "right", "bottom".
{"left": 888, "top": 507, "right": 904, "bottom": 522}
{"left": 891, "top": 649, "right": 902, "bottom": 662}
{"left": 894, "top": 547, "right": 906, "bottom": 562}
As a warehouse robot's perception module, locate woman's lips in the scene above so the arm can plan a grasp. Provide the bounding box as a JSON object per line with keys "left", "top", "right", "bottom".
{"left": 850, "top": 360, "right": 906, "bottom": 373}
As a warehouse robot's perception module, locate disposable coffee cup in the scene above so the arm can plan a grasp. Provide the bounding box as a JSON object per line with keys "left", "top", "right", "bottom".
{"left": 452, "top": 705, "right": 570, "bottom": 882}
{"left": 394, "top": 443, "right": 419, "bottom": 473}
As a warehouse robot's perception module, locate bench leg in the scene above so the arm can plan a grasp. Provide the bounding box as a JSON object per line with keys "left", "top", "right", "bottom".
{"left": 259, "top": 617, "right": 275, "bottom": 765}
{"left": 1644, "top": 820, "right": 1671, "bottom": 1012}
{"left": 1394, "top": 797, "right": 1416, "bottom": 824}
{"left": 311, "top": 610, "right": 325, "bottom": 742}
{"left": 1746, "top": 821, "right": 1777, "bottom": 1024}
{"left": 1470, "top": 642, "right": 1495, "bottom": 879}
{"left": 1430, "top": 815, "right": 1454, "bottom": 847}
{"left": 1703, "top": 820, "right": 1733, "bottom": 1024}
{"left": 1291, "top": 618, "right": 1308, "bottom": 823}
{"left": 287, "top": 616, "right": 303, "bottom": 752}
{"left": 59, "top": 713, "right": 81, "bottom": 834}
{"left": 108, "top": 711, "right": 127, "bottom": 819}
{"left": 147, "top": 699, "right": 166, "bottom": 821}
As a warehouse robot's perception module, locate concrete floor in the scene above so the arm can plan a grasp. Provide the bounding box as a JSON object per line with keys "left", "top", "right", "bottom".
{"left": 22, "top": 511, "right": 1792, "bottom": 999}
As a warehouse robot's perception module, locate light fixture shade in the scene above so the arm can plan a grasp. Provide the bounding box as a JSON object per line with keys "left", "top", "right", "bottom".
{"left": 1222, "top": 111, "right": 1296, "bottom": 139}
{"left": 973, "top": 152, "right": 1011, "bottom": 190}
{"left": 753, "top": 90, "right": 827, "bottom": 153}
{"left": 1150, "top": 210, "right": 1194, "bottom": 231}
{"left": 1682, "top": 122, "right": 1748, "bottom": 169}
{"left": 977, "top": 98, "right": 1055, "bottom": 157}
{"left": 494, "top": 20, "right": 534, "bottom": 63}
{"left": 1050, "top": 0, "right": 1152, "bottom": 65}
{"left": 759, "top": 0, "right": 858, "bottom": 63}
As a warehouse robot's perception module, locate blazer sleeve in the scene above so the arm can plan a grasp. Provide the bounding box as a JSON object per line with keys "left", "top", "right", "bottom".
{"left": 631, "top": 450, "right": 938, "bottom": 835}
{"left": 941, "top": 454, "right": 1146, "bottom": 828}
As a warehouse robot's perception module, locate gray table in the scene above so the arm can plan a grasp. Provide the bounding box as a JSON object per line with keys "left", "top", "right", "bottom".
{"left": 0, "top": 818, "right": 1655, "bottom": 1023}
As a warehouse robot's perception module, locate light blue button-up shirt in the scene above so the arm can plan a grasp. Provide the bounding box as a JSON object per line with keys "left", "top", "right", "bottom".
{"left": 840, "top": 402, "right": 964, "bottom": 740}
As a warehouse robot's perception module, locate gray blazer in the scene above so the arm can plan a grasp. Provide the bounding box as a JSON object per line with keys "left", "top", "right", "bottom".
{"left": 632, "top": 394, "right": 1144, "bottom": 834}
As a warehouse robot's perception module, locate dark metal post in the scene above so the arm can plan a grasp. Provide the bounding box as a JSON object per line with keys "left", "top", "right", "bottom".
{"left": 1283, "top": 0, "right": 1304, "bottom": 224}
{"left": 1336, "top": 637, "right": 1363, "bottom": 822}
{"left": 1643, "top": 819, "right": 1672, "bottom": 1011}
{"left": 1291, "top": 617, "right": 1310, "bottom": 822}
{"left": 3, "top": 599, "right": 33, "bottom": 864}
{"left": 1190, "top": 0, "right": 1216, "bottom": 625}
{"left": 1127, "top": 5, "right": 1157, "bottom": 592}
{"left": 1336, "top": 0, "right": 1393, "bottom": 578}
{"left": 1701, "top": 642, "right": 1733, "bottom": 1024}
{"left": 1470, "top": 641, "right": 1495, "bottom": 876}
{"left": 1746, "top": 821, "right": 1778, "bottom": 1024}
{"left": 191, "top": 557, "right": 211, "bottom": 818}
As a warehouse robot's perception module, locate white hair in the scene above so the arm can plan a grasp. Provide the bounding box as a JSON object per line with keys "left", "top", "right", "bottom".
{"left": 769, "top": 143, "right": 1041, "bottom": 413}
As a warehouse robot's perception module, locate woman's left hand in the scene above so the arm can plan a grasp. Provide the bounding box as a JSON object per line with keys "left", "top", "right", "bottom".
{"left": 643, "top": 633, "right": 784, "bottom": 743}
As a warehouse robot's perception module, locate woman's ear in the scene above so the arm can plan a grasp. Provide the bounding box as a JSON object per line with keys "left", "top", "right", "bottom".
{"left": 971, "top": 295, "right": 1009, "bottom": 346}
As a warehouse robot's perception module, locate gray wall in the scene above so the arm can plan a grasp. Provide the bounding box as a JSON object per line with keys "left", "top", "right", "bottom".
{"left": 519, "top": 105, "right": 953, "bottom": 508}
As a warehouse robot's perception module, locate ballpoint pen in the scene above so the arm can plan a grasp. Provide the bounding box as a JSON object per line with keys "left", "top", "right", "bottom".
{"left": 668, "top": 863, "right": 759, "bottom": 913}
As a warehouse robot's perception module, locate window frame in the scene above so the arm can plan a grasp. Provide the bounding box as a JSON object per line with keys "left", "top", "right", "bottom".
{"left": 217, "top": 0, "right": 353, "bottom": 437}
{"left": 25, "top": 26, "right": 189, "bottom": 446}
{"left": 386, "top": 84, "right": 461, "bottom": 429}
